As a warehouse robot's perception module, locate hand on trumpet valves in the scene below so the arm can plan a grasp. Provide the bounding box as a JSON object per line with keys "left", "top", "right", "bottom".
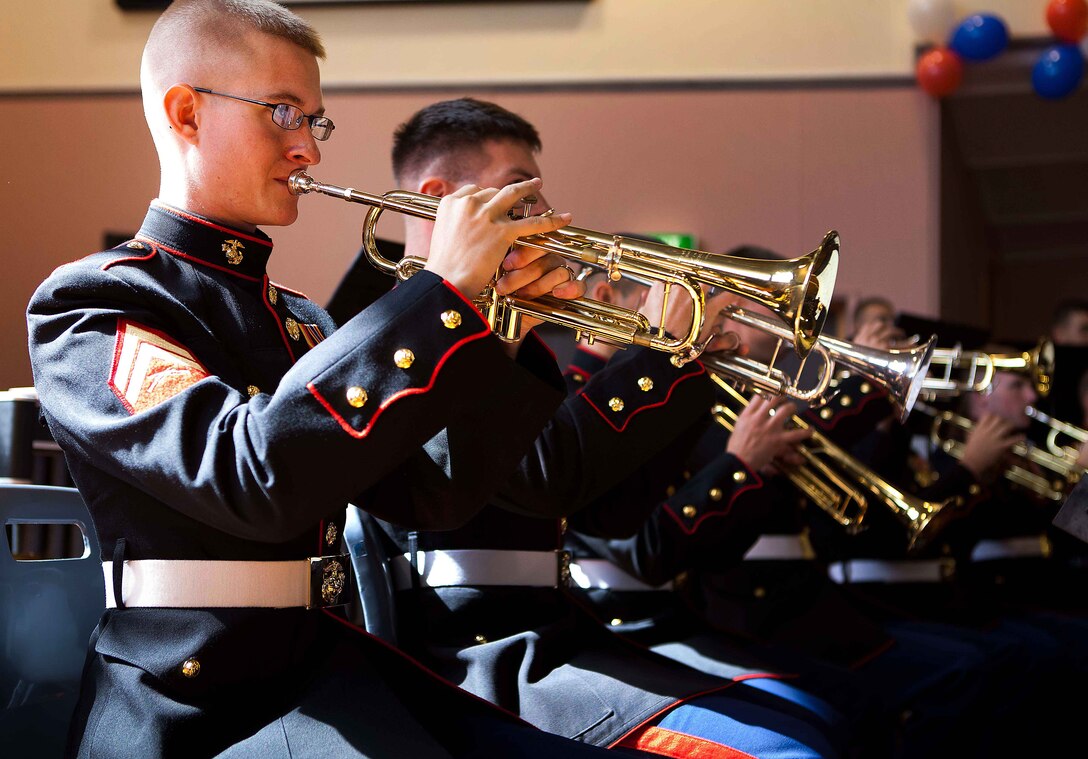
{"left": 423, "top": 177, "right": 573, "bottom": 296}
{"left": 960, "top": 413, "right": 1024, "bottom": 483}
{"left": 726, "top": 394, "right": 811, "bottom": 474}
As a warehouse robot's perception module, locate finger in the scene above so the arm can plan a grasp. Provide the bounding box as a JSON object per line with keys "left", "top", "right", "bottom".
{"left": 551, "top": 278, "right": 586, "bottom": 301}
{"left": 447, "top": 183, "right": 482, "bottom": 198}
{"left": 507, "top": 210, "right": 573, "bottom": 240}
{"left": 484, "top": 177, "right": 544, "bottom": 215}
{"left": 781, "top": 427, "right": 813, "bottom": 444}
{"left": 498, "top": 258, "right": 576, "bottom": 299}
{"left": 502, "top": 244, "right": 553, "bottom": 270}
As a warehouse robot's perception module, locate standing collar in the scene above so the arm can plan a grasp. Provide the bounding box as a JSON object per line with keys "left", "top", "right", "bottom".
{"left": 136, "top": 200, "right": 274, "bottom": 279}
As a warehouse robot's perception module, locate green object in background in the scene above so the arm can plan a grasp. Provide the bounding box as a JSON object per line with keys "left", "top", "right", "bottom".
{"left": 644, "top": 232, "right": 697, "bottom": 250}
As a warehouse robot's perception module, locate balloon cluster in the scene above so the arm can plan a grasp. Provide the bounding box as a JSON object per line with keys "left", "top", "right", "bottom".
{"left": 1034, "top": 0, "right": 1086, "bottom": 99}
{"left": 908, "top": 1, "right": 1087, "bottom": 99}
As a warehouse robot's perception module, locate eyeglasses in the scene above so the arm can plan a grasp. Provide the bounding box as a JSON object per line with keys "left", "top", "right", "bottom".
{"left": 193, "top": 87, "right": 335, "bottom": 141}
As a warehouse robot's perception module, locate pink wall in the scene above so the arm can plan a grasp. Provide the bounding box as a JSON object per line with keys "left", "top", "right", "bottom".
{"left": 0, "top": 86, "right": 938, "bottom": 390}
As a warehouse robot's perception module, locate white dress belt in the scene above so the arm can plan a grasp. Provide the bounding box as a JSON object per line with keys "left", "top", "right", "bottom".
{"left": 970, "top": 535, "right": 1051, "bottom": 562}
{"left": 743, "top": 534, "right": 816, "bottom": 561}
{"left": 568, "top": 559, "right": 672, "bottom": 592}
{"left": 391, "top": 549, "right": 568, "bottom": 589}
{"left": 102, "top": 556, "right": 350, "bottom": 609}
{"left": 827, "top": 558, "right": 954, "bottom": 585}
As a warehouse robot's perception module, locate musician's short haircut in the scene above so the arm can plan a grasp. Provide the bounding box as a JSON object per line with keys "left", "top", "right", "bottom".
{"left": 145, "top": 0, "right": 325, "bottom": 70}
{"left": 852, "top": 295, "right": 895, "bottom": 326}
{"left": 392, "top": 98, "right": 542, "bottom": 184}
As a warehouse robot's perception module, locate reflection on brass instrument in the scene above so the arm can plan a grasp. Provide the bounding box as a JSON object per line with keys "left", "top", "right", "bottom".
{"left": 922, "top": 338, "right": 1055, "bottom": 400}
{"left": 921, "top": 403, "right": 1073, "bottom": 502}
{"left": 287, "top": 170, "right": 839, "bottom": 364}
{"left": 1026, "top": 406, "right": 1088, "bottom": 471}
{"left": 711, "top": 379, "right": 955, "bottom": 550}
{"left": 704, "top": 305, "right": 935, "bottom": 418}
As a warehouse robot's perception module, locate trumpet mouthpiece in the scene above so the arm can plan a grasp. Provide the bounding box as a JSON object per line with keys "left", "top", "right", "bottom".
{"left": 287, "top": 169, "right": 314, "bottom": 196}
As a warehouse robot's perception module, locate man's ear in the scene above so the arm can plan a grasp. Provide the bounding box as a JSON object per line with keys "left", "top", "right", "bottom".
{"left": 588, "top": 280, "right": 617, "bottom": 304}
{"left": 163, "top": 84, "right": 200, "bottom": 143}
{"left": 418, "top": 176, "right": 455, "bottom": 198}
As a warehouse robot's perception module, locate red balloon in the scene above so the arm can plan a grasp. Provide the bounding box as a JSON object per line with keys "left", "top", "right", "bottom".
{"left": 916, "top": 47, "right": 964, "bottom": 97}
{"left": 1047, "top": 0, "right": 1088, "bottom": 43}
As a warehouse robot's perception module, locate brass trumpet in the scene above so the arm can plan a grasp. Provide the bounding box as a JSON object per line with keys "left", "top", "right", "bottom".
{"left": 287, "top": 170, "right": 839, "bottom": 364}
{"left": 922, "top": 338, "right": 1055, "bottom": 400}
{"left": 1025, "top": 406, "right": 1087, "bottom": 475}
{"left": 704, "top": 305, "right": 935, "bottom": 418}
{"left": 712, "top": 379, "right": 955, "bottom": 550}
{"left": 921, "top": 403, "right": 1071, "bottom": 502}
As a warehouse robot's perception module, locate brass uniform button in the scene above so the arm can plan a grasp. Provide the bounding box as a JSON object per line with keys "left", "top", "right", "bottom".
{"left": 708, "top": 487, "right": 723, "bottom": 502}
{"left": 665, "top": 485, "right": 677, "bottom": 497}
{"left": 285, "top": 317, "right": 301, "bottom": 341}
{"left": 682, "top": 470, "right": 691, "bottom": 480}
{"left": 474, "top": 634, "right": 488, "bottom": 644}
{"left": 180, "top": 658, "right": 201, "bottom": 678}
{"left": 608, "top": 397, "right": 625, "bottom": 412}
{"left": 819, "top": 408, "right": 833, "bottom": 420}
{"left": 246, "top": 385, "right": 260, "bottom": 398}
{"left": 637, "top": 376, "right": 654, "bottom": 392}
{"left": 610, "top": 618, "right": 623, "bottom": 627}
{"left": 126, "top": 240, "right": 145, "bottom": 250}
{"left": 559, "top": 517, "right": 568, "bottom": 535}
{"left": 968, "top": 484, "right": 982, "bottom": 496}
{"left": 394, "top": 348, "right": 415, "bottom": 369}
{"left": 440, "top": 310, "right": 462, "bottom": 329}
{"left": 733, "top": 470, "right": 747, "bottom": 484}
{"left": 571, "top": 374, "right": 585, "bottom": 384}
{"left": 839, "top": 395, "right": 852, "bottom": 407}
{"left": 325, "top": 523, "right": 338, "bottom": 547}
{"left": 268, "top": 285, "right": 278, "bottom": 304}
{"left": 681, "top": 505, "right": 697, "bottom": 518}
{"left": 859, "top": 382, "right": 872, "bottom": 394}
{"left": 346, "top": 386, "right": 368, "bottom": 408}
{"left": 753, "top": 586, "right": 766, "bottom": 599}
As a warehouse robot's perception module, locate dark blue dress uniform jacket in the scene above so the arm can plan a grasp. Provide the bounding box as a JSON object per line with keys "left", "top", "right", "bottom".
{"left": 25, "top": 201, "right": 580, "bottom": 759}
{"left": 378, "top": 344, "right": 749, "bottom": 747}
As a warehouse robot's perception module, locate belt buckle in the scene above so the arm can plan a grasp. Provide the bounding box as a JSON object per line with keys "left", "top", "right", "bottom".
{"left": 308, "top": 554, "right": 351, "bottom": 609}
{"left": 557, "top": 550, "right": 572, "bottom": 588}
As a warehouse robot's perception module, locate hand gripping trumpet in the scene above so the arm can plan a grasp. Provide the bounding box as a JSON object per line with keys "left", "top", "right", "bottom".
{"left": 702, "top": 305, "right": 936, "bottom": 417}
{"left": 711, "top": 380, "right": 955, "bottom": 550}
{"left": 287, "top": 170, "right": 840, "bottom": 365}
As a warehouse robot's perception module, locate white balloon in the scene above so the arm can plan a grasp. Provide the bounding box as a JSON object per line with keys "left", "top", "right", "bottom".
{"left": 907, "top": 0, "right": 957, "bottom": 45}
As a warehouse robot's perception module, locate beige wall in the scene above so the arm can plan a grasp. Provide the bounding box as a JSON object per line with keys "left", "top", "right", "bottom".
{"left": 1, "top": 85, "right": 937, "bottom": 389}
{"left": 2, "top": 1, "right": 1048, "bottom": 92}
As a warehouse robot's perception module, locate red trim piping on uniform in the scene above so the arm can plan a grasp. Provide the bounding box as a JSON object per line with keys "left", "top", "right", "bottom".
{"left": 581, "top": 362, "right": 707, "bottom": 433}
{"left": 101, "top": 243, "right": 160, "bottom": 271}
{"left": 615, "top": 726, "right": 757, "bottom": 759}
{"left": 308, "top": 327, "right": 492, "bottom": 439}
{"left": 608, "top": 683, "right": 737, "bottom": 749}
{"left": 322, "top": 609, "right": 535, "bottom": 727}
{"left": 262, "top": 275, "right": 298, "bottom": 363}
{"left": 151, "top": 201, "right": 273, "bottom": 248}
{"left": 139, "top": 236, "right": 264, "bottom": 282}
{"left": 663, "top": 463, "right": 763, "bottom": 536}
{"left": 527, "top": 330, "right": 557, "bottom": 363}
{"left": 440, "top": 279, "right": 490, "bottom": 326}
{"left": 807, "top": 389, "right": 888, "bottom": 432}
{"left": 731, "top": 672, "right": 795, "bottom": 682}
{"left": 268, "top": 280, "right": 311, "bottom": 300}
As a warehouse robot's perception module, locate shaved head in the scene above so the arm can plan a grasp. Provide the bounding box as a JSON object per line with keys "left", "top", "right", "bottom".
{"left": 141, "top": 0, "right": 324, "bottom": 136}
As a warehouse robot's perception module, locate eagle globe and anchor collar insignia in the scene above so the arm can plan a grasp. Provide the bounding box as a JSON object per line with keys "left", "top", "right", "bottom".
{"left": 222, "top": 238, "right": 245, "bottom": 265}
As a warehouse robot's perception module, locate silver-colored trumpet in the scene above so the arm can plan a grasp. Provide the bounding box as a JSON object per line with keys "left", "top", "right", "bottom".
{"left": 712, "top": 379, "right": 955, "bottom": 550}
{"left": 922, "top": 338, "right": 1055, "bottom": 400}
{"left": 287, "top": 170, "right": 840, "bottom": 364}
{"left": 703, "top": 305, "right": 935, "bottom": 417}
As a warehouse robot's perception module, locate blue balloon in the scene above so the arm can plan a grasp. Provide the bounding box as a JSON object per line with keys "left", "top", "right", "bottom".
{"left": 948, "top": 14, "right": 1009, "bottom": 61}
{"left": 1032, "top": 44, "right": 1085, "bottom": 100}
